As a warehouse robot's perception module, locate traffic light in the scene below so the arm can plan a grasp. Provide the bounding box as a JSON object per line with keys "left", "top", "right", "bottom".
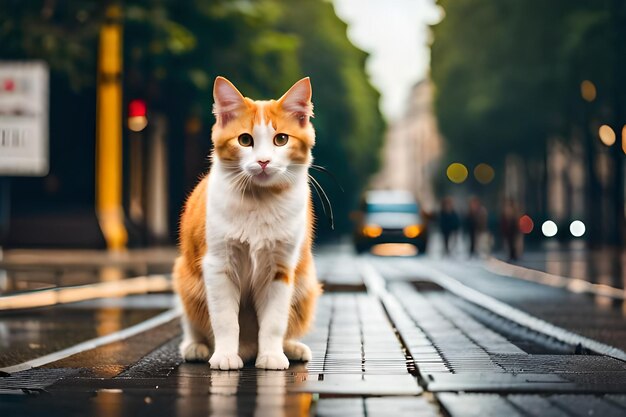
{"left": 128, "top": 99, "right": 147, "bottom": 132}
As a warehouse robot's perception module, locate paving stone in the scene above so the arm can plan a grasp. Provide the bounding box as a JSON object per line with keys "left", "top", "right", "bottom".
{"left": 606, "top": 394, "right": 626, "bottom": 408}
{"left": 436, "top": 393, "right": 524, "bottom": 417}
{"left": 420, "top": 259, "right": 626, "bottom": 353}
{"left": 427, "top": 373, "right": 576, "bottom": 393}
{"left": 381, "top": 275, "right": 626, "bottom": 394}
{"left": 0, "top": 368, "right": 79, "bottom": 392}
{"left": 365, "top": 396, "right": 440, "bottom": 417}
{"left": 7, "top": 252, "right": 626, "bottom": 417}
{"left": 506, "top": 395, "right": 570, "bottom": 417}
{"left": 1, "top": 291, "right": 423, "bottom": 417}
{"left": 316, "top": 398, "right": 364, "bottom": 417}
{"left": 492, "top": 354, "right": 626, "bottom": 374}
{"left": 533, "top": 394, "right": 626, "bottom": 417}
{"left": 438, "top": 393, "right": 626, "bottom": 417}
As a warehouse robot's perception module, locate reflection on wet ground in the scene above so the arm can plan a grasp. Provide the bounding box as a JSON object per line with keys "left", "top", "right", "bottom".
{"left": 0, "top": 294, "right": 173, "bottom": 368}
{"left": 0, "top": 248, "right": 177, "bottom": 295}
{"left": 514, "top": 243, "right": 626, "bottom": 290}
{"left": 429, "top": 233, "right": 626, "bottom": 292}
{"left": 0, "top": 266, "right": 172, "bottom": 295}
{"left": 3, "top": 366, "right": 316, "bottom": 417}
{"left": 0, "top": 292, "right": 430, "bottom": 417}
{"left": 170, "top": 364, "right": 312, "bottom": 417}
{"left": 2, "top": 249, "right": 626, "bottom": 416}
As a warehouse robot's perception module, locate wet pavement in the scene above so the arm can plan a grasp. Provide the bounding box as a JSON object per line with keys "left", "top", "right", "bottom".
{"left": 1, "top": 245, "right": 626, "bottom": 416}
{"left": 0, "top": 294, "right": 173, "bottom": 369}
{"left": 0, "top": 248, "right": 177, "bottom": 295}
{"left": 394, "top": 258, "right": 626, "bottom": 352}
{"left": 503, "top": 243, "right": 626, "bottom": 291}
{"left": 429, "top": 233, "right": 626, "bottom": 293}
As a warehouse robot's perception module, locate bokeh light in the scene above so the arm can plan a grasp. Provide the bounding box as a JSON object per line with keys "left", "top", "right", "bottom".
{"left": 569, "top": 220, "right": 586, "bottom": 237}
{"left": 447, "top": 163, "right": 468, "bottom": 184}
{"left": 370, "top": 243, "right": 417, "bottom": 257}
{"left": 128, "top": 116, "right": 148, "bottom": 132}
{"left": 519, "top": 215, "right": 534, "bottom": 234}
{"left": 598, "top": 124, "right": 616, "bottom": 146}
{"left": 580, "top": 80, "right": 596, "bottom": 102}
{"left": 474, "top": 163, "right": 495, "bottom": 184}
{"left": 622, "top": 125, "right": 626, "bottom": 154}
{"left": 403, "top": 224, "right": 421, "bottom": 238}
{"left": 362, "top": 224, "right": 382, "bottom": 238}
{"left": 541, "top": 220, "right": 558, "bottom": 237}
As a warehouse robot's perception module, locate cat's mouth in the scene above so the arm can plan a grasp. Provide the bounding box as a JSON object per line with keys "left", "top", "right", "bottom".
{"left": 247, "top": 166, "right": 289, "bottom": 187}
{"left": 255, "top": 172, "right": 271, "bottom": 181}
{"left": 252, "top": 171, "right": 275, "bottom": 184}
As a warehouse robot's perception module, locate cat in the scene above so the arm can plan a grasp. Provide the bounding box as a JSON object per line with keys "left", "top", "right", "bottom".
{"left": 173, "top": 76, "right": 321, "bottom": 370}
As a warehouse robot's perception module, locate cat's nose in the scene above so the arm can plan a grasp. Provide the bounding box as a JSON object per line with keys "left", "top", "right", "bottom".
{"left": 258, "top": 160, "right": 270, "bottom": 170}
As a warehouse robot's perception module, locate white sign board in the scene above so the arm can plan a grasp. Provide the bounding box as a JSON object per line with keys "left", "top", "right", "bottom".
{"left": 0, "top": 61, "right": 49, "bottom": 176}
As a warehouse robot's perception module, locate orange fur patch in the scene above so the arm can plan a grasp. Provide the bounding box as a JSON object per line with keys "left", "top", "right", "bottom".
{"left": 211, "top": 98, "right": 315, "bottom": 160}
{"left": 173, "top": 176, "right": 212, "bottom": 338}
{"left": 286, "top": 194, "right": 322, "bottom": 339}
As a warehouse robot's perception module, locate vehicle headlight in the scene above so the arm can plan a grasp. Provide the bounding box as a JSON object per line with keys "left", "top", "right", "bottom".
{"left": 403, "top": 224, "right": 421, "bottom": 238}
{"left": 362, "top": 224, "right": 382, "bottom": 238}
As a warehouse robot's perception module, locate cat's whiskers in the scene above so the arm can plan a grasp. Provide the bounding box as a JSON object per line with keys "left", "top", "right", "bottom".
{"left": 284, "top": 171, "right": 301, "bottom": 188}
{"left": 224, "top": 169, "right": 252, "bottom": 205}
{"left": 228, "top": 171, "right": 246, "bottom": 189}
{"left": 241, "top": 175, "right": 253, "bottom": 205}
{"left": 236, "top": 174, "right": 252, "bottom": 204}
{"left": 308, "top": 173, "right": 335, "bottom": 230}
{"left": 250, "top": 177, "right": 260, "bottom": 202}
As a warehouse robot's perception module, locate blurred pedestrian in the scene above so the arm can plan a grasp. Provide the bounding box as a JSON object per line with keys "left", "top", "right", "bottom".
{"left": 465, "top": 196, "right": 488, "bottom": 257}
{"left": 500, "top": 198, "right": 521, "bottom": 260}
{"left": 439, "top": 197, "right": 460, "bottom": 255}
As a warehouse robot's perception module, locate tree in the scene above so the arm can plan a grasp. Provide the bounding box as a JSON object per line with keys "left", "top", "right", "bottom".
{"left": 431, "top": 0, "right": 626, "bottom": 245}
{"left": 0, "top": 0, "right": 384, "bottom": 243}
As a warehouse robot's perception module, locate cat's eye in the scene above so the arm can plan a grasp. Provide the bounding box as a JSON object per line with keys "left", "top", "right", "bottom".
{"left": 274, "top": 133, "right": 289, "bottom": 147}
{"left": 238, "top": 133, "right": 253, "bottom": 147}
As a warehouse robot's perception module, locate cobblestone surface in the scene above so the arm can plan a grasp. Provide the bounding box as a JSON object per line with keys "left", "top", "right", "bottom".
{"left": 2, "top": 249, "right": 626, "bottom": 416}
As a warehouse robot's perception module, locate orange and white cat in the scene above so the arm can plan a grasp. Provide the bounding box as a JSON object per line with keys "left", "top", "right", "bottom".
{"left": 173, "top": 77, "right": 321, "bottom": 370}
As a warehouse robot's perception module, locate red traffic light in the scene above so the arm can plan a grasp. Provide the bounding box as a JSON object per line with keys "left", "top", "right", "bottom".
{"left": 128, "top": 99, "right": 147, "bottom": 118}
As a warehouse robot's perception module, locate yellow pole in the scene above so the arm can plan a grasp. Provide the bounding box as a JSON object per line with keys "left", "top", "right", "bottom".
{"left": 96, "top": 5, "right": 127, "bottom": 250}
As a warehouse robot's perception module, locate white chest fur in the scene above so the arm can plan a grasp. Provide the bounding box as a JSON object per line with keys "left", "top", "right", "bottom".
{"left": 204, "top": 163, "right": 308, "bottom": 285}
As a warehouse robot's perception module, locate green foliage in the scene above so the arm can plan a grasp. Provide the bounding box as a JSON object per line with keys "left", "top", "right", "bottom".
{"left": 0, "top": 0, "right": 384, "bottom": 237}
{"left": 277, "top": 0, "right": 385, "bottom": 234}
{"left": 138, "top": 0, "right": 384, "bottom": 235}
{"left": 0, "top": 0, "right": 102, "bottom": 90}
{"left": 431, "top": 0, "right": 620, "bottom": 167}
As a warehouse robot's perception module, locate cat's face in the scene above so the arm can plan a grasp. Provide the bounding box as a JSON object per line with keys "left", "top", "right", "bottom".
{"left": 211, "top": 77, "right": 315, "bottom": 190}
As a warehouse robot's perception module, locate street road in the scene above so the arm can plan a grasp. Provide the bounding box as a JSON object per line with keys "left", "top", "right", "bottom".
{"left": 1, "top": 245, "right": 626, "bottom": 416}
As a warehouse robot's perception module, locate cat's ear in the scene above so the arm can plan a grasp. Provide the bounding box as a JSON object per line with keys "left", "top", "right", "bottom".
{"left": 278, "top": 77, "right": 313, "bottom": 126}
{"left": 213, "top": 76, "right": 246, "bottom": 126}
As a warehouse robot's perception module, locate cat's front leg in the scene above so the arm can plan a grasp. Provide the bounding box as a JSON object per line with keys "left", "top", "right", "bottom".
{"left": 255, "top": 271, "right": 293, "bottom": 370}
{"left": 203, "top": 254, "right": 243, "bottom": 370}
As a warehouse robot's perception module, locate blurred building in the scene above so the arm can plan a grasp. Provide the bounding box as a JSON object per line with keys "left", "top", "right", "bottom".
{"left": 372, "top": 80, "right": 442, "bottom": 213}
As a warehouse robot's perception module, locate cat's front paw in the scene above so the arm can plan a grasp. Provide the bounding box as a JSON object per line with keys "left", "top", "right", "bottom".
{"left": 255, "top": 351, "right": 289, "bottom": 370}
{"left": 284, "top": 340, "right": 312, "bottom": 362}
{"left": 209, "top": 351, "right": 244, "bottom": 370}
{"left": 180, "top": 341, "right": 211, "bottom": 362}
